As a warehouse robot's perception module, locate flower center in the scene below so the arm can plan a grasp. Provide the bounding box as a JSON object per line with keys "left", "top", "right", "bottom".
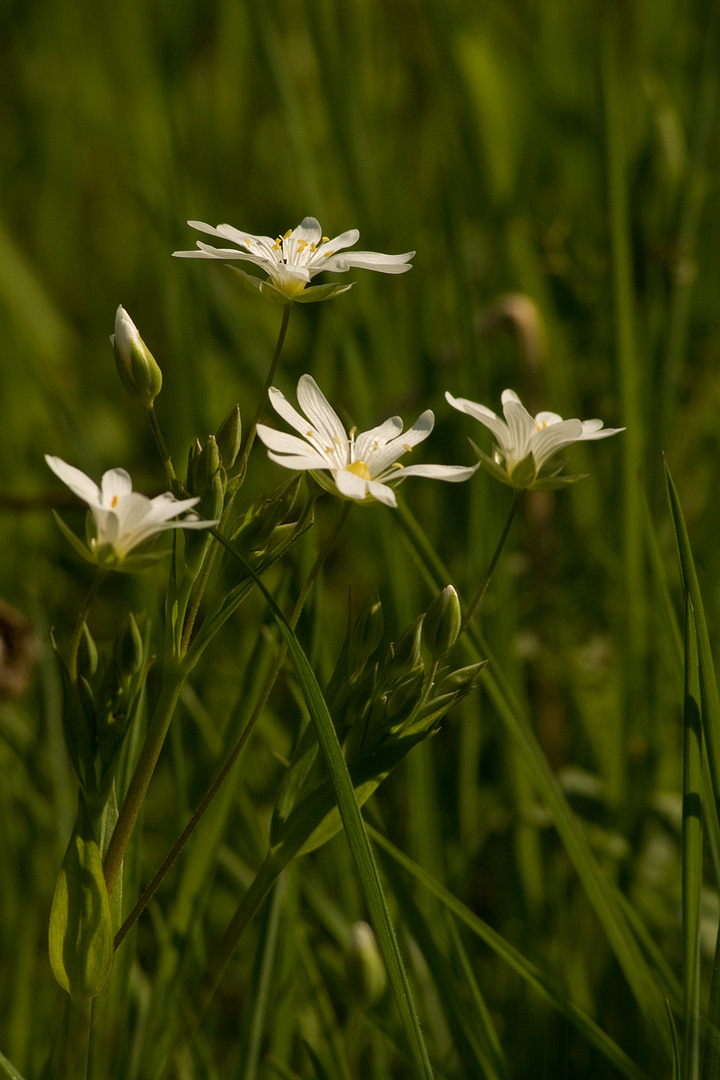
{"left": 346, "top": 460, "right": 372, "bottom": 481}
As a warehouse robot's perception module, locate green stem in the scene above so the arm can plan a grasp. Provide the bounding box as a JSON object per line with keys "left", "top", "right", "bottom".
{"left": 179, "top": 303, "right": 293, "bottom": 651}
{"left": 68, "top": 573, "right": 106, "bottom": 683}
{"left": 102, "top": 662, "right": 186, "bottom": 896}
{"left": 459, "top": 489, "right": 522, "bottom": 637}
{"left": 64, "top": 1000, "right": 92, "bottom": 1080}
{"left": 114, "top": 501, "right": 350, "bottom": 948}
{"left": 146, "top": 403, "right": 180, "bottom": 494}
{"left": 233, "top": 303, "right": 293, "bottom": 486}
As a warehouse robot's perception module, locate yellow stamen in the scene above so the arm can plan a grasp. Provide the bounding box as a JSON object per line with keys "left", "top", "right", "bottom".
{"left": 306, "top": 430, "right": 314, "bottom": 437}
{"left": 536, "top": 420, "right": 548, "bottom": 430}
{"left": 111, "top": 495, "right": 119, "bottom": 508}
{"left": 322, "top": 236, "right": 329, "bottom": 243}
{"left": 310, "top": 242, "right": 317, "bottom": 252}
{"left": 402, "top": 443, "right": 413, "bottom": 452}
{"left": 346, "top": 460, "right": 371, "bottom": 481}
{"left": 283, "top": 228, "right": 292, "bottom": 239}
{"left": 391, "top": 462, "right": 404, "bottom": 470}
{"left": 272, "top": 239, "right": 281, "bottom": 251}
{"left": 324, "top": 250, "right": 335, "bottom": 258}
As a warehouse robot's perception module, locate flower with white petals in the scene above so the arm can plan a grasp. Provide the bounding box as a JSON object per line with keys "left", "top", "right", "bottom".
{"left": 173, "top": 217, "right": 414, "bottom": 305}
{"left": 446, "top": 389, "right": 624, "bottom": 490}
{"left": 256, "top": 375, "right": 478, "bottom": 508}
{"left": 45, "top": 456, "right": 218, "bottom": 570}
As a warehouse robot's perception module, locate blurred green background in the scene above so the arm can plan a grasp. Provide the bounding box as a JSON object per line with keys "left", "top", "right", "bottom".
{"left": 1, "top": 0, "right": 719, "bottom": 1077}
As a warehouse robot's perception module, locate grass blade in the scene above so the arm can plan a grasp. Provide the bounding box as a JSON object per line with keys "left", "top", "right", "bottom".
{"left": 683, "top": 595, "right": 703, "bottom": 1080}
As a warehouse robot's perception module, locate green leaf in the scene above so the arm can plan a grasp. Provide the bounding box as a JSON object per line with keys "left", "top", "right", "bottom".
{"left": 48, "top": 793, "right": 114, "bottom": 1003}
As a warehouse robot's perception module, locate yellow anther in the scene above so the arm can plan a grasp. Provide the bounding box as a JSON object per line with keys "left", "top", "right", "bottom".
{"left": 111, "top": 495, "right": 119, "bottom": 508}
{"left": 306, "top": 430, "right": 314, "bottom": 437}
{"left": 322, "top": 236, "right": 329, "bottom": 243}
{"left": 333, "top": 435, "right": 343, "bottom": 445}
{"left": 402, "top": 443, "right": 413, "bottom": 452}
{"left": 310, "top": 242, "right": 317, "bottom": 252}
{"left": 297, "top": 240, "right": 307, "bottom": 251}
{"left": 272, "top": 240, "right": 281, "bottom": 250}
{"left": 283, "top": 228, "right": 292, "bottom": 239}
{"left": 536, "top": 420, "right": 548, "bottom": 430}
{"left": 324, "top": 250, "right": 335, "bottom": 258}
{"left": 391, "top": 462, "right": 404, "bottom": 470}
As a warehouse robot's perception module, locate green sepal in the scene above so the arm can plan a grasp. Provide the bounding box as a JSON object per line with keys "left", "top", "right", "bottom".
{"left": 48, "top": 792, "right": 114, "bottom": 1003}
{"left": 507, "top": 450, "right": 538, "bottom": 489}
{"left": 230, "top": 266, "right": 355, "bottom": 305}
{"left": 52, "top": 511, "right": 96, "bottom": 564}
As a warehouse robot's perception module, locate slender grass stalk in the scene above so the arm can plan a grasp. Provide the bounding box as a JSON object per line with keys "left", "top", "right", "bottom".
{"left": 682, "top": 596, "right": 703, "bottom": 1080}
{"left": 146, "top": 403, "right": 179, "bottom": 494}
{"left": 601, "top": 12, "right": 646, "bottom": 769}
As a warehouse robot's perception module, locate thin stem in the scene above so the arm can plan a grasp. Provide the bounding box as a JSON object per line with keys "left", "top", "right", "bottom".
{"left": 114, "top": 500, "right": 350, "bottom": 947}
{"left": 146, "top": 403, "right": 180, "bottom": 494}
{"left": 234, "top": 303, "right": 293, "bottom": 485}
{"left": 102, "top": 662, "right": 186, "bottom": 896}
{"left": 179, "top": 303, "right": 293, "bottom": 651}
{"left": 459, "top": 489, "right": 522, "bottom": 637}
{"left": 68, "top": 573, "right": 106, "bottom": 683}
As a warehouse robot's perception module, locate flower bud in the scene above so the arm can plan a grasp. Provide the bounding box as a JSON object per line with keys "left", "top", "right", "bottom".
{"left": 216, "top": 405, "right": 242, "bottom": 469}
{"left": 423, "top": 585, "right": 462, "bottom": 660}
{"left": 113, "top": 613, "right": 143, "bottom": 679}
{"left": 351, "top": 592, "right": 383, "bottom": 663}
{"left": 111, "top": 306, "right": 163, "bottom": 407}
{"left": 189, "top": 436, "right": 222, "bottom": 499}
{"left": 383, "top": 615, "right": 424, "bottom": 685}
{"left": 344, "top": 922, "right": 386, "bottom": 1008}
{"left": 76, "top": 621, "right": 98, "bottom": 680}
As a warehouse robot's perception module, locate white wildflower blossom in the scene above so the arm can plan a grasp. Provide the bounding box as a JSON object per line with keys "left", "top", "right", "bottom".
{"left": 256, "top": 375, "right": 477, "bottom": 508}
{"left": 173, "top": 216, "right": 414, "bottom": 304}
{"left": 45, "top": 456, "right": 217, "bottom": 570}
{"left": 446, "top": 389, "right": 624, "bottom": 490}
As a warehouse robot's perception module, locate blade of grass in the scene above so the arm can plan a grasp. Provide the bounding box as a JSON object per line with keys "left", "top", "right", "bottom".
{"left": 370, "top": 825, "right": 652, "bottom": 1080}
{"left": 683, "top": 595, "right": 703, "bottom": 1080}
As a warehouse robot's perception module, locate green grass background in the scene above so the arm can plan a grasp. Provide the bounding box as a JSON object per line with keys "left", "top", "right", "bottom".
{"left": 1, "top": 0, "right": 719, "bottom": 1077}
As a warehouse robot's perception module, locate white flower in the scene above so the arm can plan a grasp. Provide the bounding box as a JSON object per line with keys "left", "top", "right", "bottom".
{"left": 45, "top": 456, "right": 217, "bottom": 570}
{"left": 445, "top": 389, "right": 624, "bottom": 490}
{"left": 173, "top": 217, "right": 414, "bottom": 304}
{"left": 256, "top": 375, "right": 478, "bottom": 508}
{"left": 110, "top": 306, "right": 163, "bottom": 405}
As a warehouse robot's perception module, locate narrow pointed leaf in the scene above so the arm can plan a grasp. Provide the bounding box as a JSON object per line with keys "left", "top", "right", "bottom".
{"left": 683, "top": 596, "right": 703, "bottom": 1080}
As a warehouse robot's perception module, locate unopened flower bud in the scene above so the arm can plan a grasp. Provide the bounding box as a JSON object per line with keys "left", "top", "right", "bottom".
{"left": 189, "top": 436, "right": 222, "bottom": 499}
{"left": 76, "top": 622, "right": 98, "bottom": 680}
{"left": 423, "top": 585, "right": 462, "bottom": 660}
{"left": 435, "top": 662, "right": 487, "bottom": 699}
{"left": 386, "top": 667, "right": 424, "bottom": 720}
{"left": 113, "top": 613, "right": 143, "bottom": 679}
{"left": 216, "top": 405, "right": 242, "bottom": 469}
{"left": 344, "top": 922, "right": 386, "bottom": 1008}
{"left": 111, "top": 306, "right": 163, "bottom": 407}
{"left": 351, "top": 592, "right": 383, "bottom": 663}
{"left": 384, "top": 615, "right": 424, "bottom": 685}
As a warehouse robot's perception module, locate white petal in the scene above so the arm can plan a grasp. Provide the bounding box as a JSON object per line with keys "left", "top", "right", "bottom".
{"left": 267, "top": 451, "right": 330, "bottom": 472}
{"left": 334, "top": 469, "right": 369, "bottom": 501}
{"left": 445, "top": 392, "right": 509, "bottom": 447}
{"left": 579, "top": 420, "right": 624, "bottom": 441}
{"left": 100, "top": 468, "right": 134, "bottom": 506}
{"left": 147, "top": 492, "right": 201, "bottom": 521}
{"left": 365, "top": 411, "right": 434, "bottom": 476}
{"left": 535, "top": 410, "right": 564, "bottom": 427}
{"left": 291, "top": 217, "right": 323, "bottom": 246}
{"left": 354, "top": 416, "right": 404, "bottom": 463}
{"left": 501, "top": 389, "right": 523, "bottom": 407}
{"left": 394, "top": 462, "right": 480, "bottom": 482}
{"left": 296, "top": 376, "right": 349, "bottom": 459}
{"left": 324, "top": 251, "right": 414, "bottom": 274}
{"left": 267, "top": 386, "right": 322, "bottom": 441}
{"left": 45, "top": 456, "right": 102, "bottom": 506}
{"left": 502, "top": 400, "right": 537, "bottom": 460}
{"left": 256, "top": 424, "right": 328, "bottom": 462}
{"left": 311, "top": 229, "right": 360, "bottom": 263}
{"left": 529, "top": 419, "right": 584, "bottom": 469}
{"left": 365, "top": 479, "right": 398, "bottom": 507}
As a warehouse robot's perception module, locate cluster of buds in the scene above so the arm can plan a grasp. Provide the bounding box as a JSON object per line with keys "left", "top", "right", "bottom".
{"left": 55, "top": 614, "right": 149, "bottom": 812}
{"left": 268, "top": 587, "right": 485, "bottom": 860}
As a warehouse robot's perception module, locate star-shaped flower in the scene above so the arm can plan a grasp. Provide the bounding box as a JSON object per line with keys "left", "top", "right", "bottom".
{"left": 173, "top": 217, "right": 414, "bottom": 304}
{"left": 256, "top": 375, "right": 478, "bottom": 507}
{"left": 445, "top": 389, "right": 624, "bottom": 490}
{"left": 45, "top": 456, "right": 217, "bottom": 570}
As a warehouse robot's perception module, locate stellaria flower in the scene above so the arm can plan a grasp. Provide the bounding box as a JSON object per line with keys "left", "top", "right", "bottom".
{"left": 446, "top": 389, "right": 624, "bottom": 491}
{"left": 45, "top": 456, "right": 218, "bottom": 570}
{"left": 256, "top": 375, "right": 478, "bottom": 508}
{"left": 173, "top": 217, "right": 414, "bottom": 305}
